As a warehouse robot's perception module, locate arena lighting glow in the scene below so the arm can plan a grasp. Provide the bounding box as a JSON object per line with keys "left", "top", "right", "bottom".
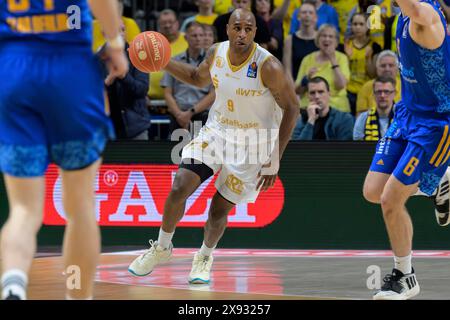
{"left": 43, "top": 164, "right": 285, "bottom": 227}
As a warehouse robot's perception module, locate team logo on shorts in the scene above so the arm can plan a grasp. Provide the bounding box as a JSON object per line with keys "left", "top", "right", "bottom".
{"left": 225, "top": 174, "right": 244, "bottom": 195}
{"left": 246, "top": 62, "right": 257, "bottom": 78}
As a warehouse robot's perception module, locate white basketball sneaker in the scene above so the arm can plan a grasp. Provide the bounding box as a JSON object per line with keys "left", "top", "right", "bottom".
{"left": 433, "top": 167, "right": 450, "bottom": 226}
{"left": 188, "top": 252, "right": 214, "bottom": 284}
{"left": 128, "top": 240, "right": 172, "bottom": 277}
{"left": 373, "top": 268, "right": 420, "bottom": 300}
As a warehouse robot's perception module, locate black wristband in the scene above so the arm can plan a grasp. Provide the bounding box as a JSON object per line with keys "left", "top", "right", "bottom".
{"left": 332, "top": 65, "right": 339, "bottom": 69}
{"left": 190, "top": 107, "right": 196, "bottom": 114}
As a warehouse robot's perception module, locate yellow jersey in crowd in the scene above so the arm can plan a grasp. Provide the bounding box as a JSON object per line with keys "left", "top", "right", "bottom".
{"left": 214, "top": 0, "right": 233, "bottom": 15}
{"left": 274, "top": 0, "right": 302, "bottom": 38}
{"left": 328, "top": 0, "right": 357, "bottom": 43}
{"left": 148, "top": 34, "right": 188, "bottom": 99}
{"left": 92, "top": 17, "right": 141, "bottom": 52}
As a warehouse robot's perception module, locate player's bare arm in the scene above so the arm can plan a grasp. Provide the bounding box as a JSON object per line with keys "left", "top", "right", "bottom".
{"left": 262, "top": 56, "right": 300, "bottom": 159}
{"left": 162, "top": 43, "right": 219, "bottom": 88}
{"left": 395, "top": 0, "right": 445, "bottom": 49}
{"left": 88, "top": 0, "right": 128, "bottom": 81}
{"left": 88, "top": 0, "right": 121, "bottom": 39}
{"left": 257, "top": 56, "right": 300, "bottom": 192}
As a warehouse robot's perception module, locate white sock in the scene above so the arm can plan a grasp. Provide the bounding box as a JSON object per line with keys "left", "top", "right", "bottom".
{"left": 394, "top": 253, "right": 412, "bottom": 274}
{"left": 66, "top": 294, "right": 93, "bottom": 300}
{"left": 157, "top": 228, "right": 174, "bottom": 249}
{"left": 199, "top": 242, "right": 216, "bottom": 257}
{"left": 1, "top": 269, "right": 28, "bottom": 300}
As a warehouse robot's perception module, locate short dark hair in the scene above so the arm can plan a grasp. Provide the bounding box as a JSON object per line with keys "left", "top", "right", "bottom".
{"left": 201, "top": 23, "right": 218, "bottom": 42}
{"left": 251, "top": 0, "right": 275, "bottom": 15}
{"left": 350, "top": 12, "right": 370, "bottom": 37}
{"left": 185, "top": 21, "right": 204, "bottom": 33}
{"left": 308, "top": 76, "right": 330, "bottom": 92}
{"left": 159, "top": 9, "right": 178, "bottom": 20}
{"left": 300, "top": 0, "right": 317, "bottom": 10}
{"left": 303, "top": 0, "right": 318, "bottom": 6}
{"left": 373, "top": 76, "right": 396, "bottom": 89}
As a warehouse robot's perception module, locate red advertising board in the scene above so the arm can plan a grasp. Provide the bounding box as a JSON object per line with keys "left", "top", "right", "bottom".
{"left": 43, "top": 164, "right": 285, "bottom": 227}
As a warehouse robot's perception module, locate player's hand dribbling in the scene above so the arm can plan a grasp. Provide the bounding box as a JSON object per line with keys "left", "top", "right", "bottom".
{"left": 104, "top": 48, "right": 129, "bottom": 86}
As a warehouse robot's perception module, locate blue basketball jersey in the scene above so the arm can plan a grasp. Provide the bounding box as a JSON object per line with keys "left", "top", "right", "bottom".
{"left": 396, "top": 0, "right": 450, "bottom": 114}
{"left": 0, "top": 0, "right": 92, "bottom": 46}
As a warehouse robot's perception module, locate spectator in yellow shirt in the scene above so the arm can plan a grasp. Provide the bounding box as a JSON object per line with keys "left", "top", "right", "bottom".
{"left": 214, "top": 0, "right": 234, "bottom": 14}
{"left": 344, "top": 13, "right": 381, "bottom": 115}
{"left": 356, "top": 50, "right": 400, "bottom": 115}
{"left": 91, "top": 0, "right": 141, "bottom": 52}
{"left": 148, "top": 10, "right": 189, "bottom": 100}
{"left": 328, "top": 0, "right": 358, "bottom": 43}
{"left": 344, "top": 0, "right": 392, "bottom": 48}
{"left": 181, "top": 0, "right": 218, "bottom": 32}
{"left": 295, "top": 24, "right": 350, "bottom": 112}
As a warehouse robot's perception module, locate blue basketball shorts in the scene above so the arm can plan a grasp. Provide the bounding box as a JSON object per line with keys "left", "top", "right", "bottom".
{"left": 0, "top": 41, "right": 115, "bottom": 177}
{"left": 370, "top": 102, "right": 450, "bottom": 195}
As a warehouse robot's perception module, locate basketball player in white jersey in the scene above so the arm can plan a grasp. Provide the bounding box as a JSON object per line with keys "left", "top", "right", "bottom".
{"left": 128, "top": 9, "right": 299, "bottom": 283}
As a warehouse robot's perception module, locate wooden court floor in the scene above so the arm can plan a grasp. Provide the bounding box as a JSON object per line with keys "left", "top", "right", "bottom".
{"left": 3, "top": 248, "right": 450, "bottom": 300}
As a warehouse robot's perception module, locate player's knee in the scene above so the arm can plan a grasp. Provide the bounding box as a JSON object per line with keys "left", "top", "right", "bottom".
{"left": 169, "top": 178, "right": 193, "bottom": 202}
{"left": 9, "top": 206, "right": 43, "bottom": 232}
{"left": 380, "top": 192, "right": 400, "bottom": 217}
{"left": 63, "top": 199, "right": 95, "bottom": 221}
{"left": 363, "top": 183, "right": 382, "bottom": 204}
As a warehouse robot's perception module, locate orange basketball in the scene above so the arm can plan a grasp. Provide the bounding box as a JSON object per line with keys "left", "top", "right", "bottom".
{"left": 128, "top": 31, "right": 171, "bottom": 73}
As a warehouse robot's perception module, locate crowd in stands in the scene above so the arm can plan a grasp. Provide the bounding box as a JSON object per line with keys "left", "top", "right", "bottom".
{"left": 93, "top": 0, "right": 421, "bottom": 142}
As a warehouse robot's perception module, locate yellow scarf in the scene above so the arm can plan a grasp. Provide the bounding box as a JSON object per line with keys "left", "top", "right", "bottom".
{"left": 364, "top": 107, "right": 394, "bottom": 141}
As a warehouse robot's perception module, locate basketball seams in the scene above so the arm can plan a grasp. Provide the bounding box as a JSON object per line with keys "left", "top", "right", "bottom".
{"left": 129, "top": 31, "right": 171, "bottom": 73}
{"left": 155, "top": 32, "right": 170, "bottom": 68}
{"left": 131, "top": 36, "right": 150, "bottom": 73}
{"left": 143, "top": 33, "right": 157, "bottom": 72}
{"left": 154, "top": 32, "right": 165, "bottom": 70}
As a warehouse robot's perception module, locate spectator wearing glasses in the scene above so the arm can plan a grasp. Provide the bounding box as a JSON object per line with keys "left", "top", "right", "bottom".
{"left": 161, "top": 22, "right": 214, "bottom": 134}
{"left": 356, "top": 50, "right": 400, "bottom": 116}
{"left": 148, "top": 10, "right": 188, "bottom": 100}
{"left": 353, "top": 76, "right": 395, "bottom": 141}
